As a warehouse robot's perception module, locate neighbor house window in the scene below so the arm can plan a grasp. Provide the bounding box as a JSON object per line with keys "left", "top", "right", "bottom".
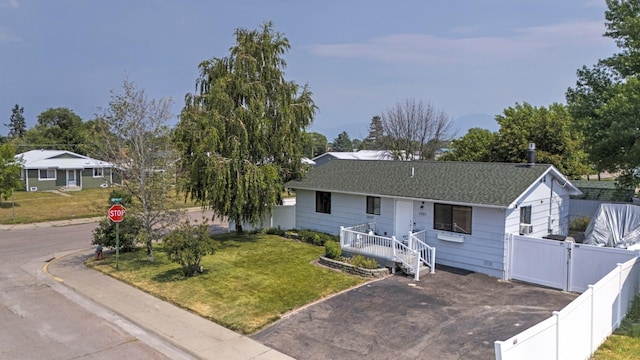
{"left": 434, "top": 203, "right": 472, "bottom": 234}
{"left": 366, "top": 196, "right": 381, "bottom": 215}
{"left": 39, "top": 169, "right": 56, "bottom": 180}
{"left": 519, "top": 205, "right": 532, "bottom": 234}
{"left": 315, "top": 191, "right": 331, "bottom": 214}
{"left": 93, "top": 168, "right": 103, "bottom": 178}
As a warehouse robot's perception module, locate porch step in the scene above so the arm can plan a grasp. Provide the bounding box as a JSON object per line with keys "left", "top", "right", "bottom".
{"left": 396, "top": 262, "right": 431, "bottom": 276}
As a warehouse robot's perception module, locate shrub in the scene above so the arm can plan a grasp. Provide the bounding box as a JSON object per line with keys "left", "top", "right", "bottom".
{"left": 298, "top": 229, "right": 337, "bottom": 246}
{"left": 264, "top": 227, "right": 285, "bottom": 236}
{"left": 92, "top": 215, "right": 143, "bottom": 252}
{"left": 350, "top": 255, "right": 379, "bottom": 269}
{"left": 570, "top": 216, "right": 591, "bottom": 233}
{"left": 324, "top": 240, "right": 342, "bottom": 259}
{"left": 163, "top": 220, "right": 218, "bottom": 277}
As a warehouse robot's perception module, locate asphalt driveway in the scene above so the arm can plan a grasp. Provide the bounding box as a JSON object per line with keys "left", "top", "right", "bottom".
{"left": 252, "top": 266, "right": 577, "bottom": 360}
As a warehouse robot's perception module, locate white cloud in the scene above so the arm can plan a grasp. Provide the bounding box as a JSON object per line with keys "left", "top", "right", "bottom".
{"left": 308, "top": 20, "right": 611, "bottom": 66}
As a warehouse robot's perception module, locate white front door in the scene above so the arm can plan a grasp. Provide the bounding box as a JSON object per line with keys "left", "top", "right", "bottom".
{"left": 67, "top": 170, "right": 77, "bottom": 187}
{"left": 394, "top": 200, "right": 413, "bottom": 239}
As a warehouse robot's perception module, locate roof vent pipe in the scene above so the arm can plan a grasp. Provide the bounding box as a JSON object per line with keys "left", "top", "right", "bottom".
{"left": 411, "top": 166, "right": 415, "bottom": 177}
{"left": 527, "top": 143, "right": 536, "bottom": 167}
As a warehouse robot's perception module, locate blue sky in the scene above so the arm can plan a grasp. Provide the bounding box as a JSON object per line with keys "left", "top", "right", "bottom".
{"left": 0, "top": 0, "right": 618, "bottom": 141}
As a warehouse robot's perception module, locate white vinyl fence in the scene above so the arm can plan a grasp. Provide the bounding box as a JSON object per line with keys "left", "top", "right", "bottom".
{"left": 508, "top": 234, "right": 639, "bottom": 292}
{"left": 495, "top": 257, "right": 640, "bottom": 360}
{"left": 228, "top": 204, "right": 295, "bottom": 232}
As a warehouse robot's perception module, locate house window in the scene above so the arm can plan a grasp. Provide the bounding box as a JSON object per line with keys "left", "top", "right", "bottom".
{"left": 38, "top": 169, "right": 56, "bottom": 180}
{"left": 434, "top": 203, "right": 472, "bottom": 234}
{"left": 520, "top": 205, "right": 533, "bottom": 235}
{"left": 315, "top": 191, "right": 331, "bottom": 214}
{"left": 366, "top": 196, "right": 381, "bottom": 215}
{"left": 93, "top": 168, "right": 104, "bottom": 178}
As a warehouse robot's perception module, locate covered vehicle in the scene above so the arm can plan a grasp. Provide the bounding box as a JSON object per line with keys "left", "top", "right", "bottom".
{"left": 583, "top": 203, "right": 640, "bottom": 248}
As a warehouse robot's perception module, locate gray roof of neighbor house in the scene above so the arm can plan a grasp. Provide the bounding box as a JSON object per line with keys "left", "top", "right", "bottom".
{"left": 16, "top": 150, "right": 112, "bottom": 170}
{"left": 286, "top": 160, "right": 581, "bottom": 208}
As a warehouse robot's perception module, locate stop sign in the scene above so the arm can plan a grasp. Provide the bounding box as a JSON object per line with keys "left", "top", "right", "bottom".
{"left": 108, "top": 204, "right": 126, "bottom": 223}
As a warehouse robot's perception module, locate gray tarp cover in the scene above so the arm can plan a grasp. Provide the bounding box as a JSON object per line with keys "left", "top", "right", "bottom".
{"left": 584, "top": 203, "right": 640, "bottom": 248}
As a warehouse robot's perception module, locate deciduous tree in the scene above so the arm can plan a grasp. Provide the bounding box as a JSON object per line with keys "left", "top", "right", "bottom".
{"left": 441, "top": 128, "right": 495, "bottom": 162}
{"left": 96, "top": 80, "right": 183, "bottom": 262}
{"left": 381, "top": 99, "right": 454, "bottom": 160}
{"left": 173, "top": 22, "right": 316, "bottom": 233}
{"left": 566, "top": 0, "right": 640, "bottom": 187}
{"left": 23, "top": 107, "right": 85, "bottom": 153}
{"left": 0, "top": 143, "right": 23, "bottom": 202}
{"left": 492, "top": 103, "right": 588, "bottom": 178}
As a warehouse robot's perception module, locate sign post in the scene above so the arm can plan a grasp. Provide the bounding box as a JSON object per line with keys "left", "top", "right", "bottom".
{"left": 108, "top": 201, "right": 126, "bottom": 269}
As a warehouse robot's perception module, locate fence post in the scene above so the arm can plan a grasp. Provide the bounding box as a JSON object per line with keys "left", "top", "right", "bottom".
{"left": 553, "top": 311, "right": 561, "bottom": 360}
{"left": 588, "top": 284, "right": 595, "bottom": 355}
{"left": 391, "top": 236, "right": 397, "bottom": 274}
{"left": 340, "top": 226, "right": 345, "bottom": 247}
{"left": 414, "top": 249, "right": 420, "bottom": 281}
{"left": 616, "top": 263, "right": 624, "bottom": 328}
{"left": 431, "top": 247, "right": 436, "bottom": 274}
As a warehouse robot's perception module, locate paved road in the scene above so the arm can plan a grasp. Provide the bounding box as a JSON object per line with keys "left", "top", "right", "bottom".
{"left": 0, "top": 223, "right": 177, "bottom": 359}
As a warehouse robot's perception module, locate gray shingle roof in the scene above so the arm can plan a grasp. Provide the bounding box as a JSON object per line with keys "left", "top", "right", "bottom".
{"left": 286, "top": 160, "right": 570, "bottom": 208}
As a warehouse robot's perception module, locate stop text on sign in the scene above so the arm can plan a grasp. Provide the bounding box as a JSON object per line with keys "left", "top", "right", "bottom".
{"left": 108, "top": 204, "right": 126, "bottom": 222}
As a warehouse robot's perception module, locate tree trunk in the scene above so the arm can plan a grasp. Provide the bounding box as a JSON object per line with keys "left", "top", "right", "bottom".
{"left": 146, "top": 241, "right": 154, "bottom": 262}
{"left": 235, "top": 223, "right": 243, "bottom": 234}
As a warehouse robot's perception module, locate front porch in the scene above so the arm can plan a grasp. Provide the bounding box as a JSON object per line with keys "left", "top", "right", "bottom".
{"left": 339, "top": 223, "right": 436, "bottom": 281}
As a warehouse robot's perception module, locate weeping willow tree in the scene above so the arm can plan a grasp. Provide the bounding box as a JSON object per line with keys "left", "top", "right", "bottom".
{"left": 173, "top": 22, "right": 316, "bottom": 233}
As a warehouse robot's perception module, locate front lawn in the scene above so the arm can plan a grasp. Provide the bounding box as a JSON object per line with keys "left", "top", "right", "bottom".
{"left": 87, "top": 233, "right": 367, "bottom": 334}
{"left": 0, "top": 188, "right": 111, "bottom": 224}
{"left": 0, "top": 187, "right": 198, "bottom": 224}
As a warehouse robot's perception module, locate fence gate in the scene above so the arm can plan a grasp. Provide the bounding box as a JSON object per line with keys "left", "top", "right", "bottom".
{"left": 508, "top": 234, "right": 640, "bottom": 292}
{"left": 508, "top": 235, "right": 571, "bottom": 290}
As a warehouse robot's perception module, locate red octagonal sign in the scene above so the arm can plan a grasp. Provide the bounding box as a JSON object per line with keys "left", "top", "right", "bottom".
{"left": 108, "top": 204, "right": 126, "bottom": 223}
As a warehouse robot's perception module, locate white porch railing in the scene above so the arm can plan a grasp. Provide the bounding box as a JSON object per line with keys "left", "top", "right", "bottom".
{"left": 409, "top": 230, "right": 436, "bottom": 274}
{"left": 340, "top": 223, "right": 435, "bottom": 281}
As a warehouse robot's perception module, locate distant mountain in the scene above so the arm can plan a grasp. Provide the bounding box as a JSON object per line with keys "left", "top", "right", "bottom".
{"left": 452, "top": 113, "right": 498, "bottom": 138}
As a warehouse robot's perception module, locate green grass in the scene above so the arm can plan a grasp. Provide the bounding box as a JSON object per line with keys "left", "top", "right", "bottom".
{"left": 0, "top": 188, "right": 111, "bottom": 224}
{"left": 87, "top": 233, "right": 367, "bottom": 334}
{"left": 0, "top": 187, "right": 198, "bottom": 224}
{"left": 593, "top": 295, "right": 640, "bottom": 359}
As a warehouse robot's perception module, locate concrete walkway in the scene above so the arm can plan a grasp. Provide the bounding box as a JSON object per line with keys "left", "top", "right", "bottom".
{"left": 46, "top": 249, "right": 293, "bottom": 360}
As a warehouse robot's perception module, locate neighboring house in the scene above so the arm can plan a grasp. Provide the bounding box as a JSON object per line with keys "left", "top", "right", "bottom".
{"left": 16, "top": 150, "right": 113, "bottom": 192}
{"left": 285, "top": 159, "right": 581, "bottom": 279}
{"left": 312, "top": 150, "right": 395, "bottom": 167}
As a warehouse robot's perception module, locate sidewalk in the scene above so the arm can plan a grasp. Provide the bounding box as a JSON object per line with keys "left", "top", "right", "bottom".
{"left": 46, "top": 249, "right": 294, "bottom": 360}
{"left": 0, "top": 216, "right": 102, "bottom": 231}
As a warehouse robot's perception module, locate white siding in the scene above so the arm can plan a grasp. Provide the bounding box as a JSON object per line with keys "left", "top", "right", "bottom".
{"left": 294, "top": 190, "right": 395, "bottom": 235}
{"left": 415, "top": 203, "right": 507, "bottom": 278}
{"left": 505, "top": 173, "right": 573, "bottom": 237}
